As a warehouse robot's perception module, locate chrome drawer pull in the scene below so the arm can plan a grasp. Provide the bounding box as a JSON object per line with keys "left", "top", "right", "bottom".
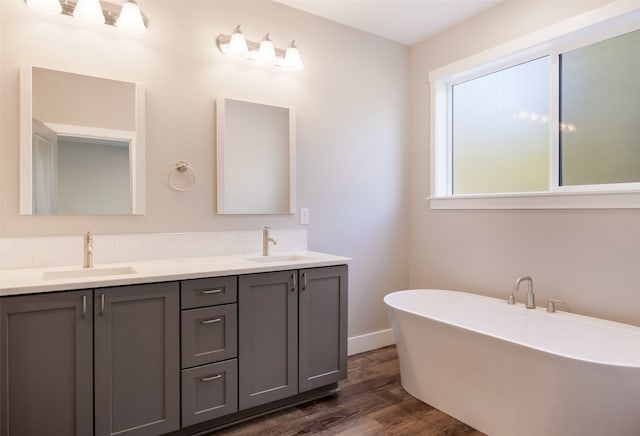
{"left": 100, "top": 293, "right": 105, "bottom": 316}
{"left": 200, "top": 317, "right": 222, "bottom": 325}
{"left": 201, "top": 374, "right": 222, "bottom": 382}
{"left": 292, "top": 273, "right": 297, "bottom": 292}
{"left": 82, "top": 295, "right": 87, "bottom": 317}
{"left": 200, "top": 288, "right": 223, "bottom": 295}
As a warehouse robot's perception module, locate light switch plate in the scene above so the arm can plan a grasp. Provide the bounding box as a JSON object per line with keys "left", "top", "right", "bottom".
{"left": 300, "top": 208, "right": 309, "bottom": 225}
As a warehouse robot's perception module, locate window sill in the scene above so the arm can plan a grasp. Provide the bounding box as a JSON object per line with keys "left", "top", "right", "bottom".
{"left": 429, "top": 190, "right": 640, "bottom": 210}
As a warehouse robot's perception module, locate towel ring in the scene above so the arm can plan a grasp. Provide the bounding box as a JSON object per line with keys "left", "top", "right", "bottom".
{"left": 168, "top": 161, "right": 196, "bottom": 191}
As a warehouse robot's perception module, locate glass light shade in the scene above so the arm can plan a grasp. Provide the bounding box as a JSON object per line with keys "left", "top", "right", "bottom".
{"left": 228, "top": 26, "right": 248, "bottom": 58}
{"left": 26, "top": 0, "right": 62, "bottom": 14}
{"left": 73, "top": 0, "right": 105, "bottom": 25}
{"left": 116, "top": 0, "right": 146, "bottom": 34}
{"left": 257, "top": 35, "right": 277, "bottom": 65}
{"left": 283, "top": 42, "right": 303, "bottom": 71}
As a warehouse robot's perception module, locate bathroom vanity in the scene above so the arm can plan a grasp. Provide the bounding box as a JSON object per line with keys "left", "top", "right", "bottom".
{"left": 0, "top": 252, "right": 349, "bottom": 436}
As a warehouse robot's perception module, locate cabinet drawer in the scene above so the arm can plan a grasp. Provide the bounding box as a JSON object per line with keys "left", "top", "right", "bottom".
{"left": 181, "top": 304, "right": 237, "bottom": 368}
{"left": 181, "top": 276, "right": 237, "bottom": 309}
{"left": 181, "top": 359, "right": 238, "bottom": 427}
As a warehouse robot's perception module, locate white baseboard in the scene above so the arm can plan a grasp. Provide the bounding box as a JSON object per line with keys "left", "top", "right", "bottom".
{"left": 347, "top": 328, "right": 395, "bottom": 356}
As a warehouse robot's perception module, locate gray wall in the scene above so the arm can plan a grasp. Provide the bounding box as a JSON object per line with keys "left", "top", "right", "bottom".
{"left": 409, "top": 0, "right": 640, "bottom": 327}
{"left": 0, "top": 1, "right": 410, "bottom": 340}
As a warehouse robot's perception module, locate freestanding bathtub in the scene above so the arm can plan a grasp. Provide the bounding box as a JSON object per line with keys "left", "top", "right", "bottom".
{"left": 384, "top": 289, "right": 640, "bottom": 436}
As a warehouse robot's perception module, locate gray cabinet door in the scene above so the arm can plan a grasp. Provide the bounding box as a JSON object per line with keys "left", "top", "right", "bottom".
{"left": 94, "top": 282, "right": 180, "bottom": 436}
{"left": 298, "top": 265, "right": 348, "bottom": 392}
{"left": 0, "top": 290, "right": 93, "bottom": 436}
{"left": 239, "top": 271, "right": 298, "bottom": 410}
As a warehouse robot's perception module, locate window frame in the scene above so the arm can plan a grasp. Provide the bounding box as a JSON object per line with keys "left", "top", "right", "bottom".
{"left": 429, "top": 3, "right": 640, "bottom": 210}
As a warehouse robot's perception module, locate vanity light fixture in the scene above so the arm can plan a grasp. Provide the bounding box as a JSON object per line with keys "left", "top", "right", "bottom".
{"left": 24, "top": 0, "right": 148, "bottom": 34}
{"left": 217, "top": 25, "right": 304, "bottom": 71}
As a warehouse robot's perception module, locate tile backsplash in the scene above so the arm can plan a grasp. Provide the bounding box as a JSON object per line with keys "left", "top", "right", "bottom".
{"left": 0, "top": 229, "right": 307, "bottom": 270}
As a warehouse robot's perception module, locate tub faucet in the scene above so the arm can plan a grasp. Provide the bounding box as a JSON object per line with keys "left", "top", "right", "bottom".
{"left": 262, "top": 226, "right": 277, "bottom": 256}
{"left": 512, "top": 276, "right": 535, "bottom": 309}
{"left": 83, "top": 231, "right": 93, "bottom": 269}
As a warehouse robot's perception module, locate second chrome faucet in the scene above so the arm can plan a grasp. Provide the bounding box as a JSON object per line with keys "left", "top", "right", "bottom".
{"left": 83, "top": 231, "right": 93, "bottom": 268}
{"left": 262, "top": 226, "right": 277, "bottom": 256}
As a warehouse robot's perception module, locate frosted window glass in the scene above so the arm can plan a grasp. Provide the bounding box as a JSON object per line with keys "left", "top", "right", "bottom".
{"left": 452, "top": 57, "right": 549, "bottom": 194}
{"left": 560, "top": 29, "right": 640, "bottom": 186}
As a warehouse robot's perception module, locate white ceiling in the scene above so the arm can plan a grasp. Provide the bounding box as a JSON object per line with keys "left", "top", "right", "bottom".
{"left": 274, "top": 0, "right": 503, "bottom": 46}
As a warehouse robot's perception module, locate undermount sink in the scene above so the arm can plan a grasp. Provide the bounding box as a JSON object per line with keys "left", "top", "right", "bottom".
{"left": 247, "top": 255, "right": 313, "bottom": 263}
{"left": 43, "top": 266, "right": 138, "bottom": 280}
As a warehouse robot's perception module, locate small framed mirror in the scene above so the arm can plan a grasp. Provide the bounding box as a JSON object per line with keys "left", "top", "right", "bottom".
{"left": 216, "top": 98, "right": 295, "bottom": 214}
{"left": 20, "top": 66, "right": 145, "bottom": 215}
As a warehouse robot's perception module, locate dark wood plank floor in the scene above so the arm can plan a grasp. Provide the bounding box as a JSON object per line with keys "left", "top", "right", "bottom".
{"left": 212, "top": 345, "right": 484, "bottom": 435}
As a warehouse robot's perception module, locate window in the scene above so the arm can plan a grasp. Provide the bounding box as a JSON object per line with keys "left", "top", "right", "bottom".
{"left": 430, "top": 4, "right": 640, "bottom": 209}
{"left": 452, "top": 57, "right": 549, "bottom": 195}
{"left": 560, "top": 29, "right": 640, "bottom": 186}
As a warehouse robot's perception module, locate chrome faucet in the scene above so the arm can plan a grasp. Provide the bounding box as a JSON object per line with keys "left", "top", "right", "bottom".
{"left": 83, "top": 231, "right": 93, "bottom": 268}
{"left": 510, "top": 276, "right": 535, "bottom": 308}
{"left": 262, "top": 226, "right": 277, "bottom": 256}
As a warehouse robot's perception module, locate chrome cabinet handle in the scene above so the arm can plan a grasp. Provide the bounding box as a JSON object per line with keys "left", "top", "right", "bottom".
{"left": 200, "top": 288, "right": 223, "bottom": 295}
{"left": 200, "top": 317, "right": 222, "bottom": 325}
{"left": 292, "top": 273, "right": 297, "bottom": 292}
{"left": 82, "top": 295, "right": 87, "bottom": 317}
{"left": 200, "top": 374, "right": 222, "bottom": 382}
{"left": 100, "top": 293, "right": 105, "bottom": 316}
{"left": 302, "top": 272, "right": 308, "bottom": 291}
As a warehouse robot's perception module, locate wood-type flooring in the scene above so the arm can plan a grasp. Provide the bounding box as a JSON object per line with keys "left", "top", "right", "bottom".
{"left": 212, "top": 345, "right": 485, "bottom": 435}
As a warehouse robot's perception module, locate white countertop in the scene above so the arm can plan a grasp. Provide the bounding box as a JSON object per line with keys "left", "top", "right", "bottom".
{"left": 0, "top": 251, "right": 351, "bottom": 297}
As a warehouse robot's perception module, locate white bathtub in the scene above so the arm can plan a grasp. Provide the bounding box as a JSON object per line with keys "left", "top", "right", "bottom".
{"left": 384, "top": 289, "right": 640, "bottom": 436}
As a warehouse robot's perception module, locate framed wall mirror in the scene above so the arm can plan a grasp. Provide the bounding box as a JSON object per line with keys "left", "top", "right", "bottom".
{"left": 20, "top": 66, "right": 145, "bottom": 215}
{"left": 216, "top": 98, "right": 295, "bottom": 214}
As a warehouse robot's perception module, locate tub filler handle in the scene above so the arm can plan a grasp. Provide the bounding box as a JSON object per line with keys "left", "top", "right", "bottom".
{"left": 546, "top": 299, "right": 564, "bottom": 313}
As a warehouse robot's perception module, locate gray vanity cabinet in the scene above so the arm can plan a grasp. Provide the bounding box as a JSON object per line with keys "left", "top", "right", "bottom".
{"left": 94, "top": 282, "right": 180, "bottom": 436}
{"left": 0, "top": 290, "right": 93, "bottom": 436}
{"left": 1, "top": 263, "right": 347, "bottom": 435}
{"left": 298, "top": 265, "right": 348, "bottom": 392}
{"left": 238, "top": 265, "right": 348, "bottom": 411}
{"left": 238, "top": 270, "right": 299, "bottom": 410}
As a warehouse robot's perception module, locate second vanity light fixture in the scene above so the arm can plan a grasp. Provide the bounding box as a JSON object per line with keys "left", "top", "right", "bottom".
{"left": 25, "top": 0, "right": 147, "bottom": 34}
{"left": 217, "top": 25, "right": 304, "bottom": 71}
